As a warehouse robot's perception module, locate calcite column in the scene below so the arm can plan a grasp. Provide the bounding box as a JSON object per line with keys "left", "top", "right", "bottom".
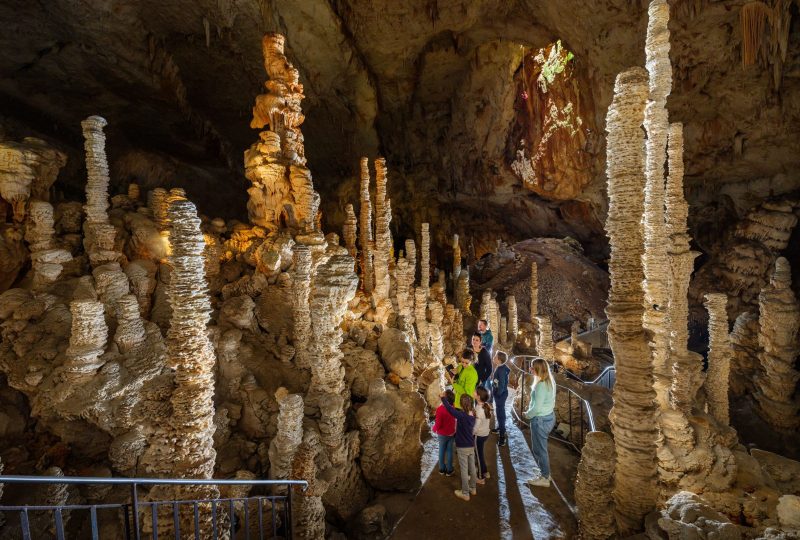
{"left": 499, "top": 316, "right": 508, "bottom": 347}
{"left": 0, "top": 137, "right": 66, "bottom": 222}
{"left": 489, "top": 294, "right": 501, "bottom": 338}
{"left": 603, "top": 66, "right": 659, "bottom": 534}
{"left": 292, "top": 245, "right": 313, "bottom": 368}
{"left": 26, "top": 200, "right": 71, "bottom": 289}
{"left": 147, "top": 200, "right": 219, "bottom": 527}
{"left": 429, "top": 301, "right": 445, "bottom": 361}
{"left": 81, "top": 116, "right": 119, "bottom": 267}
{"left": 665, "top": 123, "right": 702, "bottom": 414}
{"left": 343, "top": 203, "right": 357, "bottom": 267}
{"left": 530, "top": 262, "right": 539, "bottom": 320}
{"left": 291, "top": 429, "right": 327, "bottom": 539}
{"left": 481, "top": 290, "right": 491, "bottom": 323}
{"left": 534, "top": 316, "right": 554, "bottom": 362}
{"left": 394, "top": 250, "right": 416, "bottom": 328}
{"left": 405, "top": 238, "right": 416, "bottom": 281}
{"left": 268, "top": 391, "right": 304, "bottom": 493}
{"left": 149, "top": 188, "right": 169, "bottom": 230}
{"left": 508, "top": 296, "right": 518, "bottom": 345}
{"left": 128, "top": 183, "right": 140, "bottom": 202}
{"left": 575, "top": 431, "right": 617, "bottom": 540}
{"left": 729, "top": 311, "right": 759, "bottom": 396}
{"left": 703, "top": 293, "right": 731, "bottom": 426}
{"left": 359, "top": 158, "right": 374, "bottom": 293}
{"left": 456, "top": 268, "right": 471, "bottom": 315}
{"left": 373, "top": 158, "right": 392, "bottom": 302}
{"left": 414, "top": 287, "right": 429, "bottom": 347}
{"left": 754, "top": 257, "right": 800, "bottom": 430}
{"left": 641, "top": 0, "right": 673, "bottom": 410}
{"left": 307, "top": 254, "right": 358, "bottom": 461}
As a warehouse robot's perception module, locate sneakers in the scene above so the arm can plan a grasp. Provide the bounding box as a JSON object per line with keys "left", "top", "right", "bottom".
{"left": 445, "top": 470, "right": 455, "bottom": 477}
{"left": 498, "top": 437, "right": 506, "bottom": 447}
{"left": 490, "top": 428, "right": 500, "bottom": 434}
{"left": 438, "top": 469, "right": 445, "bottom": 476}
{"left": 470, "top": 488, "right": 477, "bottom": 496}
{"left": 476, "top": 477, "right": 485, "bottom": 485}
{"left": 526, "top": 476, "right": 551, "bottom": 488}
{"left": 484, "top": 472, "right": 491, "bottom": 479}
{"left": 454, "top": 489, "right": 470, "bottom": 501}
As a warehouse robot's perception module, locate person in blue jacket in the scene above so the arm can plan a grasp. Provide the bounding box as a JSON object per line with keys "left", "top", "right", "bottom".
{"left": 491, "top": 353, "right": 511, "bottom": 447}
{"left": 478, "top": 319, "right": 493, "bottom": 354}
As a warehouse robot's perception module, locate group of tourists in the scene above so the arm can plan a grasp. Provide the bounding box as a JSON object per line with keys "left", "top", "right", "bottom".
{"left": 434, "top": 319, "right": 557, "bottom": 501}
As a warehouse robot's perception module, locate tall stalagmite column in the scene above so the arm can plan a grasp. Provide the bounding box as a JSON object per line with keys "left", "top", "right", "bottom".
{"left": 292, "top": 245, "right": 313, "bottom": 368}
{"left": 534, "top": 316, "right": 554, "bottom": 362}
{"left": 27, "top": 200, "right": 71, "bottom": 289}
{"left": 165, "top": 199, "right": 218, "bottom": 496}
{"left": 641, "top": 0, "right": 673, "bottom": 410}
{"left": 343, "top": 203, "right": 357, "bottom": 266}
{"left": 530, "top": 262, "right": 539, "bottom": 321}
{"left": 373, "top": 158, "right": 392, "bottom": 302}
{"left": 359, "top": 158, "right": 374, "bottom": 293}
{"left": 81, "top": 116, "right": 119, "bottom": 267}
{"left": 452, "top": 234, "right": 461, "bottom": 283}
{"left": 456, "top": 268, "right": 471, "bottom": 315}
{"left": 576, "top": 431, "right": 617, "bottom": 540}
{"left": 63, "top": 300, "right": 108, "bottom": 383}
{"left": 665, "top": 123, "right": 702, "bottom": 414}
{"left": 754, "top": 257, "right": 800, "bottom": 430}
{"left": 703, "top": 293, "right": 731, "bottom": 426}
{"left": 603, "top": 66, "right": 659, "bottom": 534}
{"left": 268, "top": 392, "right": 305, "bottom": 491}
{"left": 508, "top": 296, "right": 518, "bottom": 345}
{"left": 420, "top": 223, "right": 430, "bottom": 297}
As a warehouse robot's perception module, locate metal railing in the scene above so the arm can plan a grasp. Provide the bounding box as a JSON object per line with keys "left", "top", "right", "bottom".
{"left": 561, "top": 364, "right": 617, "bottom": 391}
{"left": 0, "top": 475, "right": 308, "bottom": 539}
{"left": 502, "top": 351, "right": 597, "bottom": 453}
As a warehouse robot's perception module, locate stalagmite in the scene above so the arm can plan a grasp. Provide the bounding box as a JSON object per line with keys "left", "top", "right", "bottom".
{"left": 754, "top": 257, "right": 800, "bottom": 430}
{"left": 343, "top": 203, "right": 357, "bottom": 265}
{"left": 26, "top": 200, "right": 71, "bottom": 289}
{"left": 268, "top": 391, "right": 304, "bottom": 491}
{"left": 128, "top": 183, "right": 140, "bottom": 202}
{"left": 729, "top": 311, "right": 760, "bottom": 396}
{"left": 63, "top": 300, "right": 108, "bottom": 382}
{"left": 149, "top": 188, "right": 169, "bottom": 230}
{"left": 420, "top": 223, "right": 430, "bottom": 297}
{"left": 499, "top": 316, "right": 508, "bottom": 346}
{"left": 145, "top": 200, "right": 218, "bottom": 531}
{"left": 405, "top": 238, "right": 416, "bottom": 281}
{"left": 114, "top": 294, "right": 146, "bottom": 353}
{"left": 641, "top": 0, "right": 673, "bottom": 410}
{"left": 81, "top": 116, "right": 120, "bottom": 268}
{"left": 481, "top": 290, "right": 491, "bottom": 323}
{"left": 394, "top": 249, "right": 416, "bottom": 328}
{"left": 666, "top": 123, "right": 702, "bottom": 414}
{"left": 456, "top": 267, "right": 471, "bottom": 315}
{"left": 704, "top": 293, "right": 732, "bottom": 426}
{"left": 373, "top": 158, "right": 392, "bottom": 302}
{"left": 292, "top": 245, "right": 312, "bottom": 368}
{"left": 414, "top": 287, "right": 429, "bottom": 347}
{"left": 575, "top": 431, "right": 617, "bottom": 540}
{"left": 508, "top": 296, "right": 518, "bottom": 345}
{"left": 359, "top": 158, "right": 374, "bottom": 293}
{"left": 534, "top": 315, "right": 554, "bottom": 361}
{"left": 530, "top": 262, "right": 539, "bottom": 320}
{"left": 489, "top": 293, "right": 501, "bottom": 339}
{"left": 452, "top": 234, "right": 461, "bottom": 283}
{"left": 0, "top": 137, "right": 66, "bottom": 222}
{"left": 429, "top": 301, "right": 445, "bottom": 361}
{"left": 603, "top": 66, "right": 659, "bottom": 534}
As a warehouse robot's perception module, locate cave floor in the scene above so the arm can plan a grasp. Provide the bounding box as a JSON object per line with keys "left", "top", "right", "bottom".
{"left": 389, "top": 396, "right": 579, "bottom": 539}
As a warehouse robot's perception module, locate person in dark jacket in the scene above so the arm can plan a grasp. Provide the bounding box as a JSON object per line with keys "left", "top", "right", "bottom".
{"left": 470, "top": 333, "right": 492, "bottom": 389}
{"left": 478, "top": 319, "right": 494, "bottom": 354}
{"left": 440, "top": 392, "right": 478, "bottom": 501}
{"left": 491, "top": 353, "right": 511, "bottom": 446}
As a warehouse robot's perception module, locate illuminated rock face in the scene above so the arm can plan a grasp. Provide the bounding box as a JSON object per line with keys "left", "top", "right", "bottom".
{"left": 27, "top": 200, "right": 71, "bottom": 289}
{"left": 359, "top": 157, "right": 374, "bottom": 293}
{"left": 754, "top": 258, "right": 800, "bottom": 431}
{"left": 703, "top": 293, "right": 731, "bottom": 426}
{"left": 0, "top": 137, "right": 66, "bottom": 223}
{"left": 575, "top": 431, "right": 616, "bottom": 540}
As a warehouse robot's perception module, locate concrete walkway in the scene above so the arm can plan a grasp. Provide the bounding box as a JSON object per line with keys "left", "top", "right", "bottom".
{"left": 390, "top": 394, "right": 579, "bottom": 539}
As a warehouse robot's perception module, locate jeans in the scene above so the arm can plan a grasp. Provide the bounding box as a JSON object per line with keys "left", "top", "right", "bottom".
{"left": 529, "top": 412, "right": 556, "bottom": 478}
{"left": 456, "top": 447, "right": 477, "bottom": 495}
{"left": 475, "top": 435, "right": 489, "bottom": 477}
{"left": 495, "top": 392, "right": 508, "bottom": 435}
{"left": 437, "top": 434, "right": 455, "bottom": 473}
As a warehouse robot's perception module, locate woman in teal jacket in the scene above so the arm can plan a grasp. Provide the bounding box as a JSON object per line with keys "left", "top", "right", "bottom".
{"left": 524, "top": 358, "right": 556, "bottom": 487}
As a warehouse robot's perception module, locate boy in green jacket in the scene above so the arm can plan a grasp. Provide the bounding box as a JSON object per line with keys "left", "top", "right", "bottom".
{"left": 446, "top": 350, "right": 478, "bottom": 409}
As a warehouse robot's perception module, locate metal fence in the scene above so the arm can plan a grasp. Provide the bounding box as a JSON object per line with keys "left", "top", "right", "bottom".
{"left": 0, "top": 475, "right": 308, "bottom": 540}
{"left": 502, "top": 351, "right": 597, "bottom": 453}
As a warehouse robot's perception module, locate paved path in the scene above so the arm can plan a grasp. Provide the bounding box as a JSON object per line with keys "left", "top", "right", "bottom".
{"left": 390, "top": 394, "right": 579, "bottom": 539}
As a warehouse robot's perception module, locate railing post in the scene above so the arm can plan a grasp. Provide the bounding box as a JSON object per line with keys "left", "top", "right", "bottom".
{"left": 131, "top": 482, "right": 140, "bottom": 540}
{"left": 286, "top": 485, "right": 294, "bottom": 539}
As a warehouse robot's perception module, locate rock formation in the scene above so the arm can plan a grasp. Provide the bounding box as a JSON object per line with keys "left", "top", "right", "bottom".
{"left": 358, "top": 157, "right": 374, "bottom": 293}
{"left": 343, "top": 203, "right": 357, "bottom": 264}
{"left": 530, "top": 261, "right": 539, "bottom": 320}
{"left": 650, "top": 491, "right": 742, "bottom": 539}
{"left": 508, "top": 295, "right": 518, "bottom": 346}
{"left": 729, "top": 311, "right": 760, "bottom": 397}
{"left": 26, "top": 200, "right": 72, "bottom": 289}
{"left": 753, "top": 257, "right": 800, "bottom": 431}
{"left": 420, "top": 223, "right": 430, "bottom": 297}
{"left": 576, "top": 431, "right": 616, "bottom": 540}
{"left": 291, "top": 245, "right": 312, "bottom": 368}
{"left": 452, "top": 234, "right": 461, "bottom": 284}
{"left": 268, "top": 391, "right": 304, "bottom": 492}
{"left": 373, "top": 158, "right": 392, "bottom": 303}
{"left": 534, "top": 315, "right": 554, "bottom": 362}
{"left": 603, "top": 65, "right": 659, "bottom": 534}
{"left": 704, "top": 293, "right": 732, "bottom": 426}
{"left": 0, "top": 137, "right": 66, "bottom": 222}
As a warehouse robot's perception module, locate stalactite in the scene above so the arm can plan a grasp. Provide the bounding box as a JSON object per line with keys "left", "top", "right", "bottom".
{"left": 576, "top": 431, "right": 617, "bottom": 540}
{"left": 343, "top": 203, "right": 357, "bottom": 268}
{"left": 604, "top": 66, "right": 659, "bottom": 534}
{"left": 666, "top": 122, "right": 702, "bottom": 414}
{"left": 292, "top": 245, "right": 312, "bottom": 369}
{"left": 534, "top": 316, "right": 554, "bottom": 362}
{"left": 703, "top": 293, "right": 731, "bottom": 426}
{"left": 373, "top": 158, "right": 392, "bottom": 302}
{"left": 359, "top": 157, "right": 374, "bottom": 293}
{"left": 754, "top": 257, "right": 800, "bottom": 430}
{"left": 508, "top": 296, "right": 518, "bottom": 345}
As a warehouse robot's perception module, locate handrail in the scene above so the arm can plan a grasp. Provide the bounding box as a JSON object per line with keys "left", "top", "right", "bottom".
{"left": 0, "top": 475, "right": 308, "bottom": 488}
{"left": 0, "top": 475, "right": 308, "bottom": 539}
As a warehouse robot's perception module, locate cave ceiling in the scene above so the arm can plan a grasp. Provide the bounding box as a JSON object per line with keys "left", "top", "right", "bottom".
{"left": 1, "top": 0, "right": 798, "bottom": 260}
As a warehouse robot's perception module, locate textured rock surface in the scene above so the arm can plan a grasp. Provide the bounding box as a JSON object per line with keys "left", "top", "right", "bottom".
{"left": 575, "top": 431, "right": 616, "bottom": 540}
{"left": 651, "top": 491, "right": 742, "bottom": 540}
{"left": 704, "top": 293, "right": 732, "bottom": 426}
